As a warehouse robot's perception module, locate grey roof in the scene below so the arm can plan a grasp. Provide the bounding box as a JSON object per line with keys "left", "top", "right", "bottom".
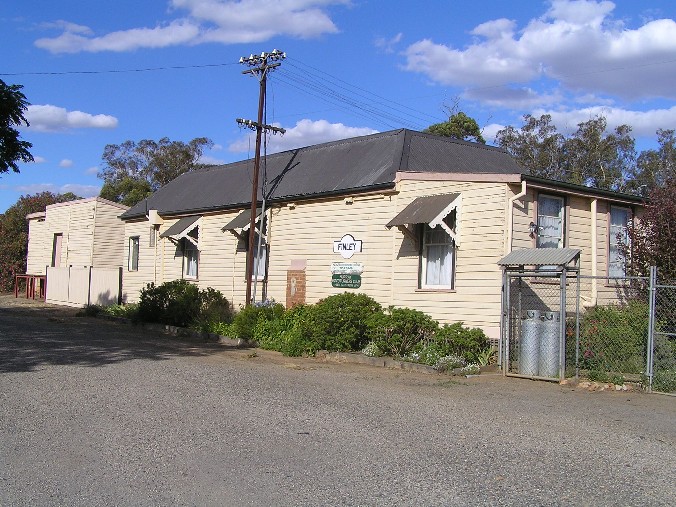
{"left": 222, "top": 207, "right": 261, "bottom": 231}
{"left": 159, "top": 215, "right": 200, "bottom": 238}
{"left": 497, "top": 248, "right": 581, "bottom": 267}
{"left": 386, "top": 193, "right": 460, "bottom": 227}
{"left": 121, "top": 129, "right": 522, "bottom": 220}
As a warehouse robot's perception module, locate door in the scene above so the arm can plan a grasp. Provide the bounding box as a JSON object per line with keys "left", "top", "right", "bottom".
{"left": 51, "top": 233, "right": 63, "bottom": 267}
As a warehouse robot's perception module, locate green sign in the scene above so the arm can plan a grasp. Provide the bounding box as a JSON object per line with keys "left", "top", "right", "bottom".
{"left": 332, "top": 273, "right": 361, "bottom": 289}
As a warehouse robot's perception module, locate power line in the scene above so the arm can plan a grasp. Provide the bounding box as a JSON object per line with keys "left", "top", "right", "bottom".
{"left": 0, "top": 62, "right": 238, "bottom": 76}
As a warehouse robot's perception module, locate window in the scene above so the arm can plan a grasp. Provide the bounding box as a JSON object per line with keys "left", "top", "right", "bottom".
{"left": 149, "top": 226, "right": 156, "bottom": 247}
{"left": 422, "top": 224, "right": 455, "bottom": 288}
{"left": 128, "top": 236, "right": 139, "bottom": 271}
{"left": 182, "top": 239, "right": 199, "bottom": 279}
{"left": 537, "top": 195, "right": 564, "bottom": 248}
{"left": 609, "top": 206, "right": 631, "bottom": 277}
{"left": 251, "top": 233, "right": 268, "bottom": 281}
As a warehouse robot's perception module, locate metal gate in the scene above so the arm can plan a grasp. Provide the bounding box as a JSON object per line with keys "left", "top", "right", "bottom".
{"left": 498, "top": 248, "right": 580, "bottom": 382}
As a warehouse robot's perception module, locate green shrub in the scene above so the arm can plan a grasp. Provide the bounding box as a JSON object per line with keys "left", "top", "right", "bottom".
{"left": 196, "top": 287, "right": 233, "bottom": 331}
{"left": 579, "top": 300, "right": 649, "bottom": 376}
{"left": 137, "top": 280, "right": 231, "bottom": 329}
{"left": 433, "top": 322, "right": 490, "bottom": 363}
{"left": 103, "top": 303, "right": 139, "bottom": 319}
{"left": 230, "top": 300, "right": 284, "bottom": 341}
{"left": 254, "top": 304, "right": 320, "bottom": 356}
{"left": 308, "top": 293, "right": 383, "bottom": 352}
{"left": 366, "top": 307, "right": 438, "bottom": 358}
{"left": 652, "top": 369, "right": 676, "bottom": 393}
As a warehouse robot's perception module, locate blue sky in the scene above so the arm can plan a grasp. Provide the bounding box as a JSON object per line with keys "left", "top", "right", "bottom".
{"left": 1, "top": 0, "right": 675, "bottom": 212}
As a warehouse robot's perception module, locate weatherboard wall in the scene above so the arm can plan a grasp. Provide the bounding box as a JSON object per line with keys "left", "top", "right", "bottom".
{"left": 26, "top": 216, "right": 50, "bottom": 275}
{"left": 91, "top": 199, "right": 128, "bottom": 269}
{"left": 389, "top": 179, "right": 508, "bottom": 339}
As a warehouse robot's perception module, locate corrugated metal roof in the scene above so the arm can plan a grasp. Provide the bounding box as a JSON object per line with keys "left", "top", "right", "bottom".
{"left": 222, "top": 207, "right": 261, "bottom": 231}
{"left": 121, "top": 129, "right": 521, "bottom": 220}
{"left": 159, "top": 215, "right": 200, "bottom": 238}
{"left": 497, "top": 248, "right": 581, "bottom": 267}
{"left": 386, "top": 193, "right": 460, "bottom": 227}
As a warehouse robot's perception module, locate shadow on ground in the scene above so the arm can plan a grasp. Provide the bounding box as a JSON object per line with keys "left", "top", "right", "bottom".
{"left": 0, "top": 301, "right": 228, "bottom": 374}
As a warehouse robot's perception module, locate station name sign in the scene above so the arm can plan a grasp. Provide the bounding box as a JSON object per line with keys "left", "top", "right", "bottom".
{"left": 333, "top": 234, "right": 363, "bottom": 259}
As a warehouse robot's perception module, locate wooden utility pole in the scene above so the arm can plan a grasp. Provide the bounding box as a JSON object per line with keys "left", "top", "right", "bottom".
{"left": 237, "top": 50, "right": 286, "bottom": 305}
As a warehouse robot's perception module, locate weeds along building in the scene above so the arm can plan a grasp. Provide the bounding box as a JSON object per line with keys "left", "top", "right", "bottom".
{"left": 118, "top": 129, "right": 644, "bottom": 339}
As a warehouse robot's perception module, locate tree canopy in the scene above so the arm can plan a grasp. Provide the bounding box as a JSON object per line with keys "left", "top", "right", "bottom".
{"left": 0, "top": 192, "right": 80, "bottom": 292}
{"left": 0, "top": 79, "right": 34, "bottom": 174}
{"left": 98, "top": 137, "right": 213, "bottom": 207}
{"left": 425, "top": 111, "right": 486, "bottom": 144}
{"left": 495, "top": 114, "right": 673, "bottom": 194}
{"left": 623, "top": 179, "right": 676, "bottom": 282}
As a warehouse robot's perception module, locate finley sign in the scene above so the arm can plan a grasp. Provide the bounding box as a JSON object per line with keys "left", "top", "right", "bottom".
{"left": 333, "top": 234, "right": 363, "bottom": 259}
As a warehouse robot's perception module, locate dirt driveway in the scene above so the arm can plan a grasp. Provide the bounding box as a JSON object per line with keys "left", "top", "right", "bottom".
{"left": 1, "top": 294, "right": 675, "bottom": 506}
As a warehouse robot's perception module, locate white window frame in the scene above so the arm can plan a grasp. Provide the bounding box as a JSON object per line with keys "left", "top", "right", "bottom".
{"left": 536, "top": 194, "right": 565, "bottom": 248}
{"left": 128, "top": 236, "right": 140, "bottom": 271}
{"left": 251, "top": 232, "right": 268, "bottom": 281}
{"left": 608, "top": 206, "right": 631, "bottom": 278}
{"left": 182, "top": 239, "right": 199, "bottom": 280}
{"left": 421, "top": 224, "right": 455, "bottom": 289}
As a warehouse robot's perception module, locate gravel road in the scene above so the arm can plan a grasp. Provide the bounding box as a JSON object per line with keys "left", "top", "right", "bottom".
{"left": 1, "top": 295, "right": 674, "bottom": 506}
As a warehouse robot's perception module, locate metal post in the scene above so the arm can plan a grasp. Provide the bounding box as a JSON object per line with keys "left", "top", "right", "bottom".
{"left": 559, "top": 268, "right": 566, "bottom": 382}
{"left": 498, "top": 270, "right": 505, "bottom": 368}
{"left": 646, "top": 266, "right": 657, "bottom": 392}
{"left": 575, "top": 269, "right": 581, "bottom": 379}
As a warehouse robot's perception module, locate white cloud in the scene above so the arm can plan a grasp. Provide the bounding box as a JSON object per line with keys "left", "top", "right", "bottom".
{"left": 14, "top": 183, "right": 100, "bottom": 198}
{"left": 532, "top": 104, "right": 676, "bottom": 138}
{"left": 465, "top": 86, "right": 563, "bottom": 110}
{"left": 28, "top": 156, "right": 47, "bottom": 164}
{"left": 85, "top": 166, "right": 99, "bottom": 175}
{"left": 482, "top": 123, "right": 507, "bottom": 145}
{"left": 25, "top": 105, "right": 118, "bottom": 132}
{"left": 35, "top": 20, "right": 200, "bottom": 53}
{"left": 35, "top": 0, "right": 349, "bottom": 53}
{"left": 403, "top": 0, "right": 676, "bottom": 100}
{"left": 59, "top": 184, "right": 101, "bottom": 197}
{"left": 198, "top": 155, "right": 227, "bottom": 165}
{"left": 375, "top": 32, "right": 403, "bottom": 54}
{"left": 228, "top": 119, "right": 378, "bottom": 153}
{"left": 59, "top": 159, "right": 74, "bottom": 168}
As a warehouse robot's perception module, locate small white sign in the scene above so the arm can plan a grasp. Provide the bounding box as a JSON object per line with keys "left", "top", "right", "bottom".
{"left": 331, "top": 262, "right": 364, "bottom": 275}
{"left": 333, "top": 234, "right": 363, "bottom": 259}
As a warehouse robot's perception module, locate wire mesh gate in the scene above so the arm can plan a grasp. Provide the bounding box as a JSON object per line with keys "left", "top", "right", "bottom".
{"left": 500, "top": 269, "right": 579, "bottom": 381}
{"left": 498, "top": 248, "right": 581, "bottom": 382}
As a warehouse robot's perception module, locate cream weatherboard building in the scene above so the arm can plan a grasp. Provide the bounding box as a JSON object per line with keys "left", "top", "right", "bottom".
{"left": 26, "top": 197, "right": 129, "bottom": 306}
{"left": 119, "top": 130, "right": 643, "bottom": 340}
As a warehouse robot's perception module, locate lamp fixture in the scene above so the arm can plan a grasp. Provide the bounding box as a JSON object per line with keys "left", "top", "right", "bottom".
{"left": 529, "top": 222, "right": 539, "bottom": 237}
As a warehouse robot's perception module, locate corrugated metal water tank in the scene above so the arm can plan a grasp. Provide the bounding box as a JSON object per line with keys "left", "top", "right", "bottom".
{"left": 520, "top": 310, "right": 541, "bottom": 376}
{"left": 539, "top": 311, "right": 561, "bottom": 378}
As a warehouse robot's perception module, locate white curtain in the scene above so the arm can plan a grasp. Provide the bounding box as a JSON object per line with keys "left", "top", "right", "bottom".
{"left": 537, "top": 196, "right": 563, "bottom": 248}
{"left": 425, "top": 226, "right": 453, "bottom": 287}
{"left": 609, "top": 207, "right": 630, "bottom": 277}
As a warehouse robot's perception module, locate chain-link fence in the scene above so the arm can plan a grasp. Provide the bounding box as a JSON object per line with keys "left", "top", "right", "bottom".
{"left": 501, "top": 267, "right": 676, "bottom": 394}
{"left": 651, "top": 274, "right": 676, "bottom": 394}
{"left": 573, "top": 275, "right": 649, "bottom": 385}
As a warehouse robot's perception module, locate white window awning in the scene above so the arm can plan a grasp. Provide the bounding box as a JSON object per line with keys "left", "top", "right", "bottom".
{"left": 159, "top": 215, "right": 201, "bottom": 246}
{"left": 387, "top": 193, "right": 461, "bottom": 245}
{"left": 222, "top": 207, "right": 264, "bottom": 239}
